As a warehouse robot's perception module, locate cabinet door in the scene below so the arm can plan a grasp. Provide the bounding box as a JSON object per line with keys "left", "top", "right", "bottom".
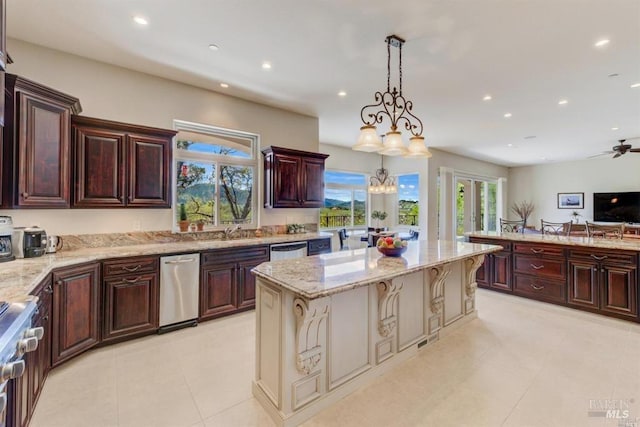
{"left": 238, "top": 258, "right": 267, "bottom": 310}
{"left": 300, "top": 156, "right": 325, "bottom": 207}
{"left": 30, "top": 303, "right": 51, "bottom": 412}
{"left": 272, "top": 153, "right": 302, "bottom": 207}
{"left": 600, "top": 264, "right": 637, "bottom": 319}
{"left": 491, "top": 251, "right": 512, "bottom": 291}
{"left": 8, "top": 354, "right": 30, "bottom": 427}
{"left": 73, "top": 126, "right": 126, "bottom": 207}
{"left": 200, "top": 263, "right": 238, "bottom": 320}
{"left": 568, "top": 260, "right": 599, "bottom": 309}
{"left": 52, "top": 263, "right": 100, "bottom": 366}
{"left": 475, "top": 254, "right": 490, "bottom": 288}
{"left": 127, "top": 133, "right": 171, "bottom": 207}
{"left": 102, "top": 272, "right": 159, "bottom": 342}
{"left": 16, "top": 92, "right": 71, "bottom": 207}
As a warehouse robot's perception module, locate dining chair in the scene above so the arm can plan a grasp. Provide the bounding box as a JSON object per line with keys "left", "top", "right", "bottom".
{"left": 585, "top": 222, "right": 624, "bottom": 239}
{"left": 540, "top": 220, "right": 572, "bottom": 236}
{"left": 337, "top": 228, "right": 347, "bottom": 250}
{"left": 499, "top": 219, "right": 525, "bottom": 233}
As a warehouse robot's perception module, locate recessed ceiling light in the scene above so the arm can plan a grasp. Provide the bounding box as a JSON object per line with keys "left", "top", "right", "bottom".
{"left": 594, "top": 39, "right": 610, "bottom": 47}
{"left": 338, "top": 91, "right": 347, "bottom": 97}
{"left": 612, "top": 127, "right": 619, "bottom": 131}
{"left": 504, "top": 113, "right": 512, "bottom": 118}
{"left": 262, "top": 61, "right": 272, "bottom": 70}
{"left": 558, "top": 99, "right": 568, "bottom": 105}
{"left": 483, "top": 95, "right": 492, "bottom": 101}
{"left": 507, "top": 143, "right": 513, "bottom": 147}
{"left": 540, "top": 157, "right": 547, "bottom": 160}
{"left": 631, "top": 83, "right": 640, "bottom": 88}
{"left": 133, "top": 16, "right": 148, "bottom": 25}
{"left": 220, "top": 83, "right": 229, "bottom": 88}
{"left": 208, "top": 44, "right": 219, "bottom": 51}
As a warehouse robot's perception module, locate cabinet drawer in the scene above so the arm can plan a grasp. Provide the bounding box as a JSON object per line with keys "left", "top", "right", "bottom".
{"left": 308, "top": 238, "right": 331, "bottom": 255}
{"left": 513, "top": 243, "right": 564, "bottom": 257}
{"left": 103, "top": 257, "right": 158, "bottom": 277}
{"left": 201, "top": 245, "right": 269, "bottom": 266}
{"left": 513, "top": 254, "right": 567, "bottom": 280}
{"left": 568, "top": 249, "right": 636, "bottom": 265}
{"left": 469, "top": 238, "right": 511, "bottom": 251}
{"left": 513, "top": 274, "right": 565, "bottom": 303}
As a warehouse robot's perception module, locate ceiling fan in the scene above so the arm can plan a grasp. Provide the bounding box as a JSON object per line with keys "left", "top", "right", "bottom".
{"left": 590, "top": 138, "right": 640, "bottom": 159}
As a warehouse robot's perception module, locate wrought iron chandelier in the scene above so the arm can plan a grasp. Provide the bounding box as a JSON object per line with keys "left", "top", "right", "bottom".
{"left": 353, "top": 35, "right": 432, "bottom": 158}
{"left": 369, "top": 156, "right": 397, "bottom": 194}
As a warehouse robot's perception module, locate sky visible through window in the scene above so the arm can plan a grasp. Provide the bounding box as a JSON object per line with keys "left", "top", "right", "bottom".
{"left": 398, "top": 174, "right": 419, "bottom": 201}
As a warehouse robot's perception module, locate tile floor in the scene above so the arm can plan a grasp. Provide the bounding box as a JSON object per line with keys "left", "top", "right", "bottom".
{"left": 31, "top": 290, "right": 640, "bottom": 427}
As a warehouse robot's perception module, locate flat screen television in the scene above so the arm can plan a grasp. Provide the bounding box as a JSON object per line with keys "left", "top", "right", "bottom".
{"left": 593, "top": 192, "right": 640, "bottom": 223}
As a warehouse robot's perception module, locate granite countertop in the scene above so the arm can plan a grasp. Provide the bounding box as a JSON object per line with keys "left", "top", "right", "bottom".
{"left": 252, "top": 240, "right": 502, "bottom": 299}
{"left": 0, "top": 232, "right": 332, "bottom": 302}
{"left": 467, "top": 231, "right": 640, "bottom": 251}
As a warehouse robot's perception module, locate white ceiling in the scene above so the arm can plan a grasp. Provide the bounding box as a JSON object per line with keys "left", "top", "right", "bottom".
{"left": 7, "top": 0, "right": 640, "bottom": 167}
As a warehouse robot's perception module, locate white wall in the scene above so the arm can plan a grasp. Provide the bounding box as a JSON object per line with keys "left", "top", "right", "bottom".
{"left": 0, "top": 39, "right": 320, "bottom": 235}
{"left": 508, "top": 155, "right": 640, "bottom": 226}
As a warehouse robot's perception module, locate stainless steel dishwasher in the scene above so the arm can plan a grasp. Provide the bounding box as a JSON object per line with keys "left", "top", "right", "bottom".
{"left": 159, "top": 253, "right": 200, "bottom": 333}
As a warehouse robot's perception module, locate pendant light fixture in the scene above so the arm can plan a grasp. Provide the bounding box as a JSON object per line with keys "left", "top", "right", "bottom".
{"left": 353, "top": 35, "right": 432, "bottom": 158}
{"left": 368, "top": 155, "right": 397, "bottom": 194}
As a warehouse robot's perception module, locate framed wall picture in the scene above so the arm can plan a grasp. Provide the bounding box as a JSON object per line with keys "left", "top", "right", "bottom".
{"left": 558, "top": 192, "right": 584, "bottom": 209}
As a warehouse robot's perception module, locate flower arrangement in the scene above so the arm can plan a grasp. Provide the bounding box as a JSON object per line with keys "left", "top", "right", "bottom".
{"left": 510, "top": 201, "right": 535, "bottom": 227}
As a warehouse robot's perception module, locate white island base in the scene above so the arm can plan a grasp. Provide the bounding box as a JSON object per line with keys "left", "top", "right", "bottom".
{"left": 252, "top": 244, "right": 492, "bottom": 427}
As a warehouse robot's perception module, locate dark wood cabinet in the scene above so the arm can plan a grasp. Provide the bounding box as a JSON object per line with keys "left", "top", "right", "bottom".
{"left": 71, "top": 116, "right": 175, "bottom": 208}
{"left": 102, "top": 257, "right": 159, "bottom": 342}
{"left": 308, "top": 237, "right": 331, "bottom": 256}
{"left": 2, "top": 74, "right": 81, "bottom": 208}
{"left": 262, "top": 146, "right": 329, "bottom": 208}
{"left": 200, "top": 245, "right": 269, "bottom": 320}
{"left": 51, "top": 262, "right": 100, "bottom": 367}
{"left": 512, "top": 242, "right": 567, "bottom": 304}
{"left": 468, "top": 238, "right": 512, "bottom": 291}
{"left": 569, "top": 249, "right": 637, "bottom": 319}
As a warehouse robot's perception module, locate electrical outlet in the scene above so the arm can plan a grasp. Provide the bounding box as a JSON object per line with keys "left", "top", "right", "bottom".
{"left": 133, "top": 220, "right": 141, "bottom": 231}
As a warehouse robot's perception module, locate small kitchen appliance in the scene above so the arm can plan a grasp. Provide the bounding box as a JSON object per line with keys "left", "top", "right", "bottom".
{"left": 0, "top": 217, "right": 14, "bottom": 263}
{"left": 12, "top": 227, "right": 47, "bottom": 258}
{"left": 45, "top": 235, "right": 63, "bottom": 254}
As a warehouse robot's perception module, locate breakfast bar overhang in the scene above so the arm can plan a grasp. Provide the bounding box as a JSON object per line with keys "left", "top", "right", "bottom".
{"left": 251, "top": 240, "right": 501, "bottom": 426}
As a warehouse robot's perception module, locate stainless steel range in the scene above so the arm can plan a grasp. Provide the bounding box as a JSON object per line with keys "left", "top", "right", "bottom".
{"left": 0, "top": 298, "right": 42, "bottom": 427}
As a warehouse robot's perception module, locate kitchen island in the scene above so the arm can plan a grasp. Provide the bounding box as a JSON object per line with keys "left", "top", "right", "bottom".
{"left": 251, "top": 240, "right": 501, "bottom": 427}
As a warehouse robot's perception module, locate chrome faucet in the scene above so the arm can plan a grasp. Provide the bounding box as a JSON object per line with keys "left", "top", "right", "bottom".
{"left": 224, "top": 224, "right": 242, "bottom": 240}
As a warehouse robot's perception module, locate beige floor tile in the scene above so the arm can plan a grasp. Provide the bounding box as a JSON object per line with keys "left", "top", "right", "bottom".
{"left": 203, "top": 399, "right": 275, "bottom": 427}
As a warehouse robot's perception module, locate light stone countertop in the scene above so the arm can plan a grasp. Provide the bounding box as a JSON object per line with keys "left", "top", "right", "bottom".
{"left": 0, "top": 232, "right": 332, "bottom": 302}
{"left": 467, "top": 231, "right": 640, "bottom": 251}
{"left": 252, "top": 240, "right": 502, "bottom": 299}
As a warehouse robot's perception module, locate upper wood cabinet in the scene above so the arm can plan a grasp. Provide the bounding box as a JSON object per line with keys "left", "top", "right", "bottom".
{"left": 71, "top": 116, "right": 176, "bottom": 208}
{"left": 2, "top": 74, "right": 82, "bottom": 208}
{"left": 262, "top": 146, "right": 329, "bottom": 208}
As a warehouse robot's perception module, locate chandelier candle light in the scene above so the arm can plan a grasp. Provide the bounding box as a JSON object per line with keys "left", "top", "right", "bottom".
{"left": 369, "top": 155, "right": 397, "bottom": 194}
{"left": 353, "top": 35, "right": 432, "bottom": 158}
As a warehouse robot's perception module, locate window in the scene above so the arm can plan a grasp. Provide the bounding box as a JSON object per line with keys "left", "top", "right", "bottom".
{"left": 320, "top": 171, "right": 367, "bottom": 229}
{"left": 173, "top": 120, "right": 258, "bottom": 230}
{"left": 398, "top": 174, "right": 419, "bottom": 226}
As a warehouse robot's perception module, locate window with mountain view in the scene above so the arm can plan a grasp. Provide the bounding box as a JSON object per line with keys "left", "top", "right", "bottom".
{"left": 173, "top": 121, "right": 258, "bottom": 230}
{"left": 398, "top": 174, "right": 419, "bottom": 226}
{"left": 320, "top": 171, "right": 367, "bottom": 229}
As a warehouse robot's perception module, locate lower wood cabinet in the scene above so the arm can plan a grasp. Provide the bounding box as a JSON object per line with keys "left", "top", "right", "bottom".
{"left": 200, "top": 246, "right": 269, "bottom": 321}
{"left": 308, "top": 237, "right": 331, "bottom": 256}
{"left": 51, "top": 262, "right": 100, "bottom": 367}
{"left": 469, "top": 238, "right": 512, "bottom": 291}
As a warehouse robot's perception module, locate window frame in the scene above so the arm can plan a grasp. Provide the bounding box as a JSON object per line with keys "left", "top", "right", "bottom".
{"left": 172, "top": 120, "right": 259, "bottom": 232}
{"left": 321, "top": 169, "right": 368, "bottom": 230}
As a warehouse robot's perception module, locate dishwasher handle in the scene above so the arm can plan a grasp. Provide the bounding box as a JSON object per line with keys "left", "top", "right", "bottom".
{"left": 164, "top": 258, "right": 197, "bottom": 265}
{"left": 270, "top": 243, "right": 308, "bottom": 252}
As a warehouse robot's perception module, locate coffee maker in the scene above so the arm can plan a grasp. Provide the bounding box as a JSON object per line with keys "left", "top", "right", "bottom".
{"left": 0, "top": 216, "right": 15, "bottom": 262}
{"left": 12, "top": 227, "right": 47, "bottom": 258}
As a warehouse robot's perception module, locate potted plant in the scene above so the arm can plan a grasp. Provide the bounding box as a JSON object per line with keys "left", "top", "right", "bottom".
{"left": 178, "top": 203, "right": 189, "bottom": 232}
{"left": 196, "top": 219, "right": 205, "bottom": 231}
{"left": 511, "top": 200, "right": 535, "bottom": 228}
{"left": 570, "top": 210, "right": 581, "bottom": 224}
{"left": 371, "top": 210, "right": 388, "bottom": 233}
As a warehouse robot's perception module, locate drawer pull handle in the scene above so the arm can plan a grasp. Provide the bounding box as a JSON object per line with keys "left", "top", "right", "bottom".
{"left": 122, "top": 265, "right": 142, "bottom": 272}
{"left": 122, "top": 277, "right": 142, "bottom": 284}
{"left": 530, "top": 283, "right": 545, "bottom": 291}
{"left": 590, "top": 254, "right": 608, "bottom": 261}
{"left": 530, "top": 248, "right": 544, "bottom": 254}
{"left": 530, "top": 264, "right": 544, "bottom": 270}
